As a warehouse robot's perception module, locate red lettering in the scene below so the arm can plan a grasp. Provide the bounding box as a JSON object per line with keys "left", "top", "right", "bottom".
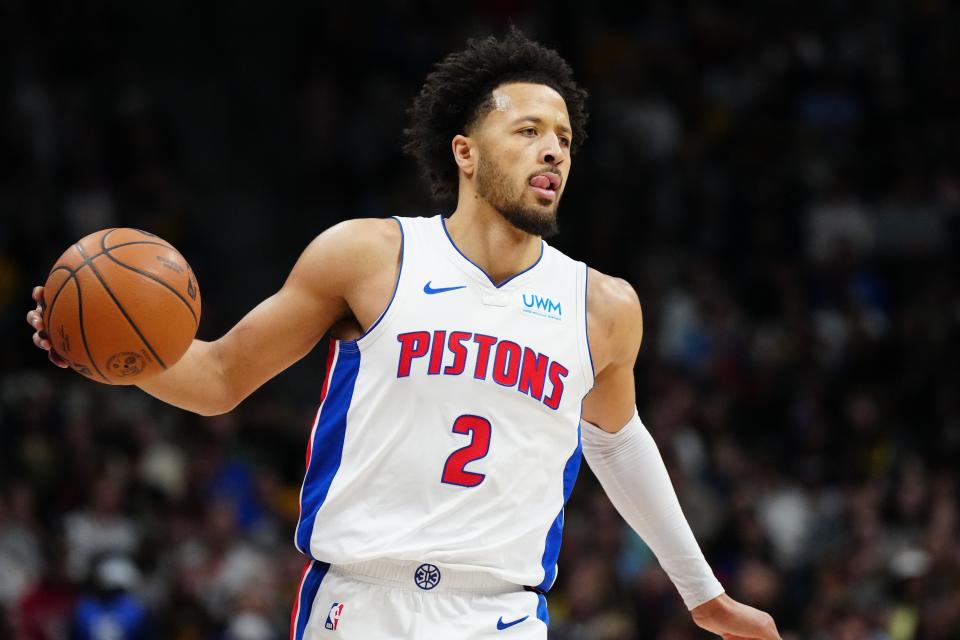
{"left": 401, "top": 331, "right": 570, "bottom": 411}
{"left": 396, "top": 331, "right": 430, "bottom": 377}
{"left": 428, "top": 330, "right": 447, "bottom": 375}
{"left": 441, "top": 415, "right": 491, "bottom": 487}
{"left": 518, "top": 348, "right": 549, "bottom": 400}
{"left": 473, "top": 334, "right": 497, "bottom": 380}
{"left": 444, "top": 331, "right": 472, "bottom": 375}
{"left": 543, "top": 361, "right": 569, "bottom": 410}
{"left": 492, "top": 341, "right": 521, "bottom": 387}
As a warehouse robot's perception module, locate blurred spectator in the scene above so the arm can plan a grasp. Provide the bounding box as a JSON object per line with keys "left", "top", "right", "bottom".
{"left": 805, "top": 178, "right": 875, "bottom": 265}
{"left": 13, "top": 534, "right": 77, "bottom": 640}
{"left": 172, "top": 499, "right": 276, "bottom": 626}
{"left": 63, "top": 476, "right": 140, "bottom": 583}
{"left": 70, "top": 554, "right": 151, "bottom": 640}
{"left": 0, "top": 484, "right": 43, "bottom": 608}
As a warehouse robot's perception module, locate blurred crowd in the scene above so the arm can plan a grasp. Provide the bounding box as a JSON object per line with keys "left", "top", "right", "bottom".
{"left": 1, "top": 2, "right": 959, "bottom": 639}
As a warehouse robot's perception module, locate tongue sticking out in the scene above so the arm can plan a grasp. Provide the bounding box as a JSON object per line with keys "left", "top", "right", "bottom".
{"left": 529, "top": 175, "right": 551, "bottom": 189}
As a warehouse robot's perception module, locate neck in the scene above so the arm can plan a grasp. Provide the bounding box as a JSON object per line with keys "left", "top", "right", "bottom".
{"left": 445, "top": 196, "right": 542, "bottom": 286}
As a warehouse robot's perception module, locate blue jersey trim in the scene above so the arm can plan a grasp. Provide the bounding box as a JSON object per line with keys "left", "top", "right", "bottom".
{"left": 536, "top": 593, "right": 549, "bottom": 627}
{"left": 294, "top": 560, "right": 330, "bottom": 640}
{"left": 440, "top": 216, "right": 544, "bottom": 289}
{"left": 536, "top": 422, "right": 583, "bottom": 591}
{"left": 583, "top": 263, "right": 596, "bottom": 379}
{"left": 295, "top": 344, "right": 361, "bottom": 554}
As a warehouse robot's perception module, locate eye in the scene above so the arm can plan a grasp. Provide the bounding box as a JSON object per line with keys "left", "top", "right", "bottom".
{"left": 519, "top": 127, "right": 538, "bottom": 137}
{"left": 559, "top": 136, "right": 571, "bottom": 147}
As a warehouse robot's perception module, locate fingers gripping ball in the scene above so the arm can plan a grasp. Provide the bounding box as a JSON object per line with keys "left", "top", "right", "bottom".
{"left": 42, "top": 228, "right": 201, "bottom": 384}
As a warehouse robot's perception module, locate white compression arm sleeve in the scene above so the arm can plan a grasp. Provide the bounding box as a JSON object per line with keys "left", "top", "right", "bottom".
{"left": 581, "top": 412, "right": 724, "bottom": 610}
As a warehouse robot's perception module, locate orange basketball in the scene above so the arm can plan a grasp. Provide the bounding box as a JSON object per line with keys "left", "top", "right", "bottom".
{"left": 42, "top": 228, "right": 201, "bottom": 385}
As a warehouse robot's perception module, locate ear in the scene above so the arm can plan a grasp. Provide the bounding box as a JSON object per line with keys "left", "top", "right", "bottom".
{"left": 452, "top": 134, "right": 477, "bottom": 178}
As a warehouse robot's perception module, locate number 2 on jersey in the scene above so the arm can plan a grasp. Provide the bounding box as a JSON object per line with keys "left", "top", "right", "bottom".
{"left": 441, "top": 415, "right": 491, "bottom": 487}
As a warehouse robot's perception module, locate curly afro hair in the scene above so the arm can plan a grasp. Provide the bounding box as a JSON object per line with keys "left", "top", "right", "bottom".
{"left": 403, "top": 27, "right": 589, "bottom": 204}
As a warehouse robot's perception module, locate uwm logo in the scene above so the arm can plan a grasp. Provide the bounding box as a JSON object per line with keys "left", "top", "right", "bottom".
{"left": 522, "top": 294, "right": 562, "bottom": 320}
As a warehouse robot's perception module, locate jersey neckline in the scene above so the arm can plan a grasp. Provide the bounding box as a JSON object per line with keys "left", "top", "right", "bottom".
{"left": 437, "top": 215, "right": 546, "bottom": 289}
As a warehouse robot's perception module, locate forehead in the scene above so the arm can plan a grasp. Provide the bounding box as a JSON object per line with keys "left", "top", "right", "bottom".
{"left": 483, "top": 82, "right": 570, "bottom": 128}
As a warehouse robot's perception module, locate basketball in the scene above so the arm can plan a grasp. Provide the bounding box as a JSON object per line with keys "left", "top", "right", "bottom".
{"left": 41, "top": 228, "right": 202, "bottom": 385}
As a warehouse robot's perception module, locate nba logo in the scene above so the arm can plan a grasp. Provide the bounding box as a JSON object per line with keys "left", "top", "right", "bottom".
{"left": 325, "top": 603, "right": 344, "bottom": 630}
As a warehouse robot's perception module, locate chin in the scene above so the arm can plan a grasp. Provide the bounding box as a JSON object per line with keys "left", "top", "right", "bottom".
{"left": 500, "top": 205, "right": 559, "bottom": 238}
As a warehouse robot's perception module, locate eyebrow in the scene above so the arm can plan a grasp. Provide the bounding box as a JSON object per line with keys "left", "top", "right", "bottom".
{"left": 511, "top": 116, "right": 573, "bottom": 137}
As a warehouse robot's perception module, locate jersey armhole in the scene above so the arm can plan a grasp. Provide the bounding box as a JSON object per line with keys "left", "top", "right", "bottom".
{"left": 577, "top": 262, "right": 596, "bottom": 392}
{"left": 347, "top": 216, "right": 405, "bottom": 350}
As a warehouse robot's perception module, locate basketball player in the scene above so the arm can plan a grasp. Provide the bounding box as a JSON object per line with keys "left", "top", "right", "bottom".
{"left": 28, "top": 30, "right": 780, "bottom": 639}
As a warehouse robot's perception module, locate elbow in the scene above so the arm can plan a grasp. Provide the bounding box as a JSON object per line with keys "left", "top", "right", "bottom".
{"left": 203, "top": 397, "right": 240, "bottom": 417}
{"left": 194, "top": 405, "right": 232, "bottom": 418}
{"left": 194, "top": 390, "right": 241, "bottom": 417}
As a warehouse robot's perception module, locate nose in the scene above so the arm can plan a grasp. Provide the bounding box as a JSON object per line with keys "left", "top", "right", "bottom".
{"left": 539, "top": 134, "right": 565, "bottom": 167}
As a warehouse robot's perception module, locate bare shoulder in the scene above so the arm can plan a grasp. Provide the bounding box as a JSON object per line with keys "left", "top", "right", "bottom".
{"left": 588, "top": 268, "right": 641, "bottom": 322}
{"left": 278, "top": 217, "right": 402, "bottom": 313}
{"left": 586, "top": 267, "right": 643, "bottom": 371}
{"left": 293, "top": 217, "right": 401, "bottom": 277}
{"left": 307, "top": 217, "right": 401, "bottom": 262}
{"left": 324, "top": 217, "right": 402, "bottom": 244}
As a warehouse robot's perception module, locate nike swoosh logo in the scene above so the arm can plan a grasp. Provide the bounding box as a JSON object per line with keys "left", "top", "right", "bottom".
{"left": 497, "top": 615, "right": 529, "bottom": 630}
{"left": 423, "top": 281, "right": 467, "bottom": 295}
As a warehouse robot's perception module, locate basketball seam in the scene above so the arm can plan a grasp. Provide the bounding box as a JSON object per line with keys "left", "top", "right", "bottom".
{"left": 74, "top": 242, "right": 167, "bottom": 370}
{"left": 49, "top": 241, "right": 172, "bottom": 278}
{"left": 44, "top": 264, "right": 110, "bottom": 383}
{"left": 44, "top": 266, "right": 77, "bottom": 326}
{"left": 100, "top": 239, "right": 172, "bottom": 252}
{"left": 73, "top": 275, "right": 111, "bottom": 383}
{"left": 100, "top": 230, "right": 199, "bottom": 326}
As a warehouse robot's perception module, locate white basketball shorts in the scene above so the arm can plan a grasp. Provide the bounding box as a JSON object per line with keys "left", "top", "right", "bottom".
{"left": 290, "top": 559, "right": 549, "bottom": 639}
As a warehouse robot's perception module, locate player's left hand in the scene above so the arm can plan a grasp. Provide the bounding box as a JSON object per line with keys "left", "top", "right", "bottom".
{"left": 27, "top": 286, "right": 69, "bottom": 368}
{"left": 690, "top": 593, "right": 781, "bottom": 639}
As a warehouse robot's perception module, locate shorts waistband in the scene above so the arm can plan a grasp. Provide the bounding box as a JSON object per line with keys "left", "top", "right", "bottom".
{"left": 330, "top": 559, "right": 520, "bottom": 594}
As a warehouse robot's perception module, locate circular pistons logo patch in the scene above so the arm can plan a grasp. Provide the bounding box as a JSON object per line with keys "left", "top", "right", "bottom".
{"left": 414, "top": 564, "right": 441, "bottom": 590}
{"left": 107, "top": 352, "right": 146, "bottom": 377}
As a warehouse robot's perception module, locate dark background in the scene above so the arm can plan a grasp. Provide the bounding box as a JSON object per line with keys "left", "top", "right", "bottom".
{"left": 1, "top": 1, "right": 958, "bottom": 638}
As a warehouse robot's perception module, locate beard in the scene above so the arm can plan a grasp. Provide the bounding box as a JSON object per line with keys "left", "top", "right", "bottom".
{"left": 476, "top": 155, "right": 560, "bottom": 238}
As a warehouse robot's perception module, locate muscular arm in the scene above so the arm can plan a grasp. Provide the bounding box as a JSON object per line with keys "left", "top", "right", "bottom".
{"left": 582, "top": 275, "right": 725, "bottom": 608}
{"left": 581, "top": 269, "right": 643, "bottom": 430}
{"left": 136, "top": 218, "right": 400, "bottom": 415}
{"left": 581, "top": 269, "right": 780, "bottom": 638}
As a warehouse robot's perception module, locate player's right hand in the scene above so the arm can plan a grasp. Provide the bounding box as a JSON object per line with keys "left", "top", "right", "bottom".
{"left": 691, "top": 593, "right": 781, "bottom": 640}
{"left": 27, "top": 286, "right": 69, "bottom": 368}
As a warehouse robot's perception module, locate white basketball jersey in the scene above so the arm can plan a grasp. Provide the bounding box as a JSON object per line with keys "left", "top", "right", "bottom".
{"left": 294, "top": 215, "right": 594, "bottom": 590}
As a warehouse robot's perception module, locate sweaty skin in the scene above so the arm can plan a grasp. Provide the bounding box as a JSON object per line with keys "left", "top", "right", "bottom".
{"left": 492, "top": 89, "right": 512, "bottom": 112}
{"left": 27, "top": 81, "right": 780, "bottom": 640}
